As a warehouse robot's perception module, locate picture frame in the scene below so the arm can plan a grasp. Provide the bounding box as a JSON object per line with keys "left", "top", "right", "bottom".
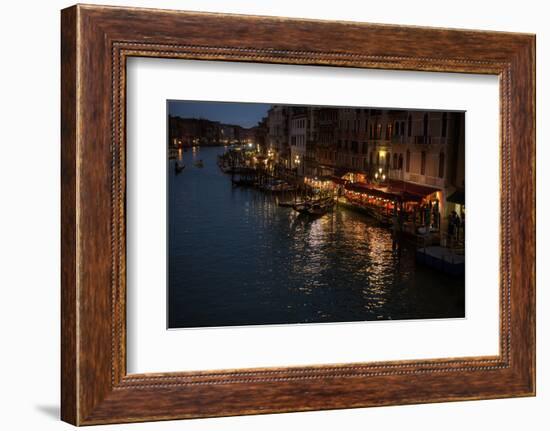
{"left": 60, "top": 4, "right": 535, "bottom": 425}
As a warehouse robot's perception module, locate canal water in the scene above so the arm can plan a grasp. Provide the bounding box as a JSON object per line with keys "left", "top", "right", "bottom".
{"left": 168, "top": 146, "right": 465, "bottom": 328}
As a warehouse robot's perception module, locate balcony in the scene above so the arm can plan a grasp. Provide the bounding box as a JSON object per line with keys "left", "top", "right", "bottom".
{"left": 411, "top": 136, "right": 449, "bottom": 146}
{"left": 413, "top": 135, "right": 431, "bottom": 145}
{"left": 404, "top": 172, "right": 445, "bottom": 189}
{"left": 391, "top": 135, "right": 406, "bottom": 145}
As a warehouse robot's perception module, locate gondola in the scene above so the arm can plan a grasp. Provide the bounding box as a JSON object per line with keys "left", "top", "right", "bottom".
{"left": 293, "top": 198, "right": 334, "bottom": 217}
{"left": 175, "top": 162, "right": 185, "bottom": 174}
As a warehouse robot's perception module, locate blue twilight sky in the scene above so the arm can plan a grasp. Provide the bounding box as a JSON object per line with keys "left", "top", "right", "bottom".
{"left": 168, "top": 100, "right": 271, "bottom": 128}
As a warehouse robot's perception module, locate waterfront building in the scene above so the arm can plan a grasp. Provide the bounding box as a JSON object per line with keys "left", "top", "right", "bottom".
{"left": 307, "top": 106, "right": 464, "bottom": 244}
{"left": 303, "top": 108, "right": 320, "bottom": 176}
{"left": 267, "top": 105, "right": 290, "bottom": 168}
{"left": 253, "top": 116, "right": 269, "bottom": 155}
{"left": 316, "top": 107, "right": 339, "bottom": 175}
{"left": 168, "top": 116, "right": 222, "bottom": 146}
{"left": 289, "top": 109, "right": 306, "bottom": 175}
{"left": 220, "top": 124, "right": 236, "bottom": 144}
{"left": 168, "top": 116, "right": 258, "bottom": 147}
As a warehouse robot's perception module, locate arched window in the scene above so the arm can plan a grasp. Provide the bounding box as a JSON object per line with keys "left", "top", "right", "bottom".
{"left": 408, "top": 115, "right": 412, "bottom": 137}
{"left": 369, "top": 123, "right": 373, "bottom": 139}
{"left": 395, "top": 122, "right": 400, "bottom": 136}
{"left": 398, "top": 154, "right": 403, "bottom": 170}
{"left": 393, "top": 153, "right": 398, "bottom": 169}
{"left": 441, "top": 112, "right": 448, "bottom": 137}
{"left": 386, "top": 123, "right": 392, "bottom": 140}
{"left": 406, "top": 150, "right": 410, "bottom": 172}
{"left": 376, "top": 123, "right": 382, "bottom": 139}
{"left": 438, "top": 152, "right": 445, "bottom": 178}
{"left": 421, "top": 151, "right": 426, "bottom": 175}
{"left": 386, "top": 152, "right": 391, "bottom": 169}
{"left": 401, "top": 121, "right": 405, "bottom": 136}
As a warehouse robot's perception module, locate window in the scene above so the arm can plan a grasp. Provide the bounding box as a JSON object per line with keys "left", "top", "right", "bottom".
{"left": 395, "top": 122, "right": 400, "bottom": 136}
{"left": 393, "top": 153, "right": 398, "bottom": 169}
{"left": 439, "top": 152, "right": 445, "bottom": 178}
{"left": 398, "top": 154, "right": 403, "bottom": 170}
{"left": 441, "top": 112, "right": 448, "bottom": 137}
{"left": 406, "top": 150, "right": 410, "bottom": 172}
{"left": 401, "top": 121, "right": 405, "bottom": 136}
{"left": 423, "top": 113, "right": 429, "bottom": 139}
{"left": 408, "top": 115, "right": 412, "bottom": 137}
{"left": 386, "top": 123, "right": 392, "bottom": 140}
{"left": 386, "top": 152, "right": 391, "bottom": 169}
{"left": 421, "top": 151, "right": 426, "bottom": 175}
{"left": 376, "top": 123, "right": 382, "bottom": 139}
{"left": 369, "top": 151, "right": 373, "bottom": 166}
{"left": 376, "top": 152, "right": 380, "bottom": 166}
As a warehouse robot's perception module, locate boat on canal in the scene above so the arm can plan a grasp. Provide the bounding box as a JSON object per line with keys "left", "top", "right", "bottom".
{"left": 232, "top": 177, "right": 255, "bottom": 187}
{"left": 261, "top": 179, "right": 296, "bottom": 193}
{"left": 175, "top": 161, "right": 185, "bottom": 174}
{"left": 292, "top": 197, "right": 334, "bottom": 217}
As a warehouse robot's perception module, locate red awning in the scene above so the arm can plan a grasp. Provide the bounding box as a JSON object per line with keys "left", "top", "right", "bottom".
{"left": 387, "top": 179, "right": 440, "bottom": 199}
{"left": 345, "top": 183, "right": 400, "bottom": 201}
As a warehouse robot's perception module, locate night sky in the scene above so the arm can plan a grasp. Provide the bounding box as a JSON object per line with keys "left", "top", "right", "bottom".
{"left": 168, "top": 100, "right": 271, "bottom": 128}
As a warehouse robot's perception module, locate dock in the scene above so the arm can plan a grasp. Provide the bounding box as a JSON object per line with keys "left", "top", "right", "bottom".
{"left": 416, "top": 246, "right": 465, "bottom": 277}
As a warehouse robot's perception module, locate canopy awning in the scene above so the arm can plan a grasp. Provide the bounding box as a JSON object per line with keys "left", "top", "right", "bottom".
{"left": 387, "top": 179, "right": 440, "bottom": 199}
{"left": 345, "top": 183, "right": 400, "bottom": 201}
{"left": 447, "top": 190, "right": 465, "bottom": 205}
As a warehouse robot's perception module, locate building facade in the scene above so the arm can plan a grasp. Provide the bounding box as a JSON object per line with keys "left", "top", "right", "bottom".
{"left": 267, "top": 105, "right": 290, "bottom": 168}
{"left": 168, "top": 116, "right": 257, "bottom": 148}
{"left": 289, "top": 108, "right": 308, "bottom": 175}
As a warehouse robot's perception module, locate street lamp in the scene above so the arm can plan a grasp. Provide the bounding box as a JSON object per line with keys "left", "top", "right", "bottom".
{"left": 374, "top": 167, "right": 386, "bottom": 183}
{"left": 294, "top": 155, "right": 301, "bottom": 176}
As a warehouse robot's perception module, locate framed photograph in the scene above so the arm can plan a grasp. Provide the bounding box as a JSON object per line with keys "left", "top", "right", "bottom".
{"left": 61, "top": 4, "right": 536, "bottom": 425}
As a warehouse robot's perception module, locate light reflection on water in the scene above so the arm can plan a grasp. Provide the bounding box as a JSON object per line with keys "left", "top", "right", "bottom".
{"left": 168, "top": 147, "right": 464, "bottom": 328}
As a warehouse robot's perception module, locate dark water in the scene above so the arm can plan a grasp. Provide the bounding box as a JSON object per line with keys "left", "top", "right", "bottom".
{"left": 168, "top": 146, "right": 465, "bottom": 328}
